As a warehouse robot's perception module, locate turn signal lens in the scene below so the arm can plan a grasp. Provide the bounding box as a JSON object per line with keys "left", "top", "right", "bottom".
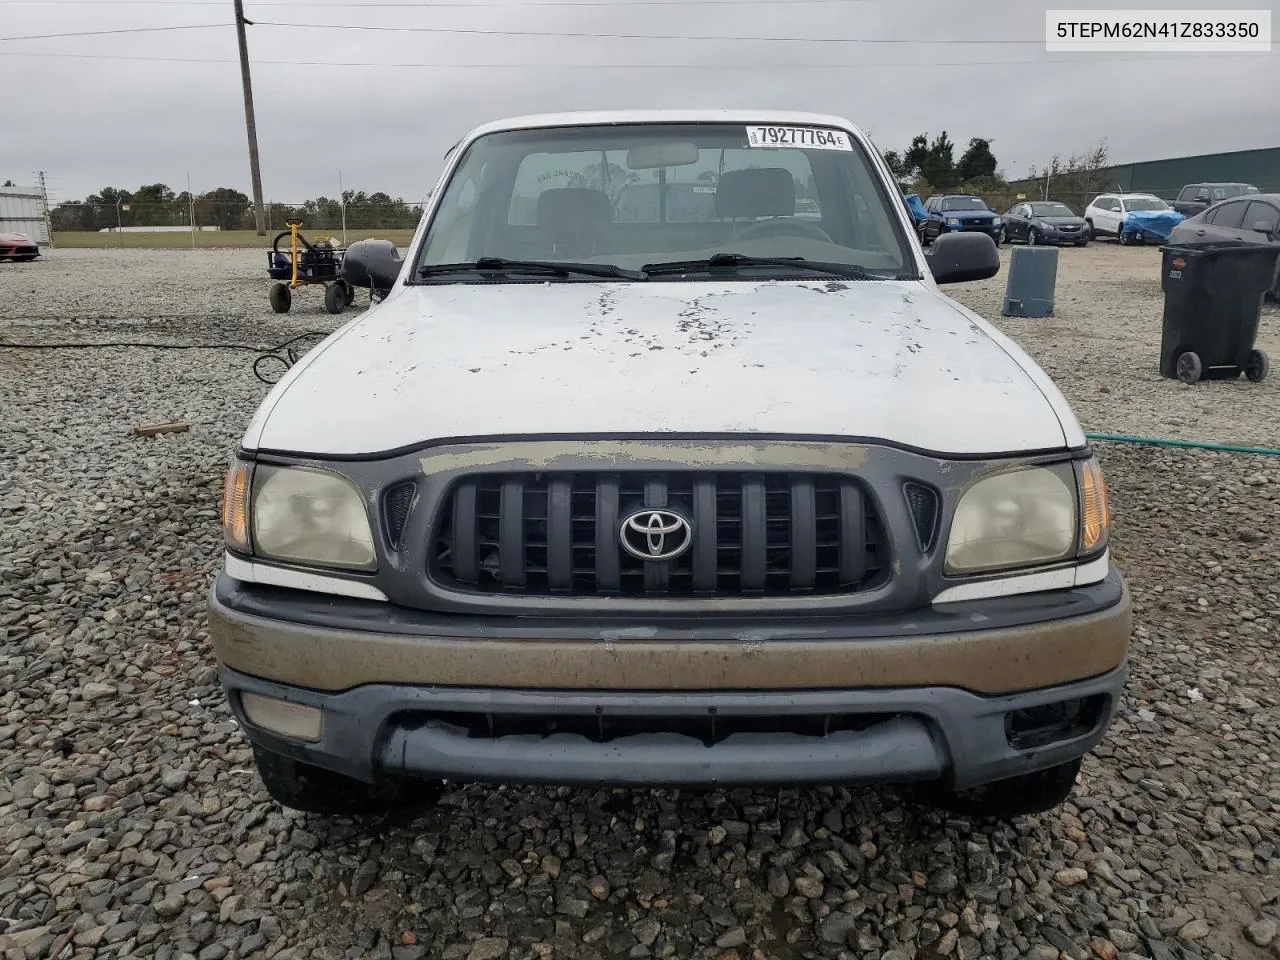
{"left": 1079, "top": 458, "right": 1111, "bottom": 554}
{"left": 221, "top": 460, "right": 252, "bottom": 553}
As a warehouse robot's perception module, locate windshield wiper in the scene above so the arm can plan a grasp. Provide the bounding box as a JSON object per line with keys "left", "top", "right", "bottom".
{"left": 641, "top": 253, "right": 879, "bottom": 280}
{"left": 418, "top": 257, "right": 645, "bottom": 281}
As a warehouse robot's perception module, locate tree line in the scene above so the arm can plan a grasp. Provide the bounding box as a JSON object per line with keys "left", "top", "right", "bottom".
{"left": 49, "top": 184, "right": 424, "bottom": 233}
{"left": 877, "top": 131, "right": 1111, "bottom": 214}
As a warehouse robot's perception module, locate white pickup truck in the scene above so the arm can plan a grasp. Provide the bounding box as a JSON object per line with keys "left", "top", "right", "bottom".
{"left": 212, "top": 111, "right": 1129, "bottom": 819}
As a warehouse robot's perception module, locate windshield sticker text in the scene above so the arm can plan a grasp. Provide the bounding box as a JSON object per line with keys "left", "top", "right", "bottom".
{"left": 746, "top": 126, "right": 853, "bottom": 151}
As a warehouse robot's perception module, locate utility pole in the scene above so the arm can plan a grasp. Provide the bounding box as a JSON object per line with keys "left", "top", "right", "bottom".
{"left": 233, "top": 0, "right": 266, "bottom": 235}
{"left": 338, "top": 169, "right": 347, "bottom": 245}
{"left": 36, "top": 171, "right": 53, "bottom": 247}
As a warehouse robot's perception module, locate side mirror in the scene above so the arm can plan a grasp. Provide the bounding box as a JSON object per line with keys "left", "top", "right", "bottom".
{"left": 342, "top": 238, "right": 403, "bottom": 296}
{"left": 1250, "top": 220, "right": 1274, "bottom": 233}
{"left": 926, "top": 231, "right": 1000, "bottom": 284}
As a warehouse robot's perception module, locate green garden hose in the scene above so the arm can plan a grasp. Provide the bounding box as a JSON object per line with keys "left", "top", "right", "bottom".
{"left": 1086, "top": 432, "right": 1280, "bottom": 458}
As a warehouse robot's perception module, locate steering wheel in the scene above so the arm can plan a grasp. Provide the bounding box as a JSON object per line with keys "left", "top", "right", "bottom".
{"left": 729, "top": 217, "right": 832, "bottom": 244}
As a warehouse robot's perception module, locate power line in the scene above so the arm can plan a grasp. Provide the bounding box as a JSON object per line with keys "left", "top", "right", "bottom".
{"left": 0, "top": 0, "right": 881, "bottom": 5}
{"left": 250, "top": 18, "right": 1040, "bottom": 42}
{"left": 3, "top": 48, "right": 1273, "bottom": 67}
{"left": 0, "top": 23, "right": 225, "bottom": 41}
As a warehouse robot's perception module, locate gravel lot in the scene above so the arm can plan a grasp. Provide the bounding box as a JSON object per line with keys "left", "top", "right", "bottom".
{"left": 1, "top": 246, "right": 1278, "bottom": 960}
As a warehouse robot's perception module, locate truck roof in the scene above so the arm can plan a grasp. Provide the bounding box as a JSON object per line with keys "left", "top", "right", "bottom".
{"left": 464, "top": 110, "right": 867, "bottom": 139}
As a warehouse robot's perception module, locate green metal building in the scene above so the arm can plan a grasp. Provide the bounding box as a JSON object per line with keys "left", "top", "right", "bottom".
{"left": 1009, "top": 146, "right": 1280, "bottom": 203}
{"left": 1104, "top": 146, "right": 1280, "bottom": 198}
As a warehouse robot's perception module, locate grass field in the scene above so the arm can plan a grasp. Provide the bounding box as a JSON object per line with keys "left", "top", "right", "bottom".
{"left": 51, "top": 229, "right": 419, "bottom": 250}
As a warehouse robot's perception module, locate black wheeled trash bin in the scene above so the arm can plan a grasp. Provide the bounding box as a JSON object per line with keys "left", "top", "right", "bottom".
{"left": 1159, "top": 240, "right": 1277, "bottom": 384}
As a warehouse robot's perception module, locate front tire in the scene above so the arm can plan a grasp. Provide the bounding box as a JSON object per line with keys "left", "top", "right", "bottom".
{"left": 324, "top": 282, "right": 347, "bottom": 315}
{"left": 927, "top": 758, "right": 1082, "bottom": 820}
{"left": 251, "top": 744, "right": 437, "bottom": 816}
{"left": 1027, "top": 228, "right": 1040, "bottom": 247}
{"left": 269, "top": 282, "right": 292, "bottom": 314}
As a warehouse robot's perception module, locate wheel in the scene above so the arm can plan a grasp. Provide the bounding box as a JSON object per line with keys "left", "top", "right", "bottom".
{"left": 269, "top": 282, "right": 291, "bottom": 314}
{"left": 1246, "top": 349, "right": 1270, "bottom": 383}
{"left": 922, "top": 758, "right": 1082, "bottom": 820}
{"left": 324, "top": 282, "right": 347, "bottom": 315}
{"left": 1176, "top": 351, "right": 1203, "bottom": 384}
{"left": 251, "top": 744, "right": 437, "bottom": 816}
{"left": 1117, "top": 228, "right": 1129, "bottom": 246}
{"left": 919, "top": 225, "right": 932, "bottom": 247}
{"left": 1084, "top": 220, "right": 1094, "bottom": 241}
{"left": 1076, "top": 239, "right": 1089, "bottom": 247}
{"left": 1027, "top": 228, "right": 1040, "bottom": 247}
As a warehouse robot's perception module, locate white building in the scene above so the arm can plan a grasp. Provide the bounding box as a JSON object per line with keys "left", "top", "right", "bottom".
{"left": 0, "top": 185, "right": 50, "bottom": 244}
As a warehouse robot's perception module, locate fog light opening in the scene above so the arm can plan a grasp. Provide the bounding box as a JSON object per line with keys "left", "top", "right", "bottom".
{"left": 241, "top": 692, "right": 324, "bottom": 742}
{"left": 1004, "top": 694, "right": 1106, "bottom": 751}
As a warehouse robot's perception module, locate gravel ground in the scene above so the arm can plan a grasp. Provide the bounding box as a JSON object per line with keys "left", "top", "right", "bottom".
{"left": 1, "top": 247, "right": 1278, "bottom": 960}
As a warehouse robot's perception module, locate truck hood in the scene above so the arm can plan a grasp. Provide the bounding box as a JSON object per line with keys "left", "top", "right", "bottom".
{"left": 247, "top": 279, "right": 1075, "bottom": 457}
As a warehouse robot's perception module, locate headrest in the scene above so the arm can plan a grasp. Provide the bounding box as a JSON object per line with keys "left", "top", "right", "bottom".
{"left": 536, "top": 188, "right": 612, "bottom": 230}
{"left": 715, "top": 168, "right": 795, "bottom": 219}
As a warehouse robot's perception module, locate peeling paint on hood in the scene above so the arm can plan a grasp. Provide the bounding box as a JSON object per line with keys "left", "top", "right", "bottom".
{"left": 246, "top": 279, "right": 1072, "bottom": 457}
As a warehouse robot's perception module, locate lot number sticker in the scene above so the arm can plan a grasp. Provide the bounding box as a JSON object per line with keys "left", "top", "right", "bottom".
{"left": 746, "top": 126, "right": 852, "bottom": 151}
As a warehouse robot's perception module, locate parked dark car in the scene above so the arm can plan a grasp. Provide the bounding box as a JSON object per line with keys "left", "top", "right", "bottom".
{"left": 1170, "top": 182, "right": 1259, "bottom": 217}
{"left": 999, "top": 201, "right": 1090, "bottom": 247}
{"left": 1168, "top": 192, "right": 1280, "bottom": 298}
{"left": 919, "top": 195, "right": 1000, "bottom": 245}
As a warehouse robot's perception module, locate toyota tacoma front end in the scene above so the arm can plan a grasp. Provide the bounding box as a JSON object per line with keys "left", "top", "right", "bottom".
{"left": 209, "top": 111, "right": 1130, "bottom": 818}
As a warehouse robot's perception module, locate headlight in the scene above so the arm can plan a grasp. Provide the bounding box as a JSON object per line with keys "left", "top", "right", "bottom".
{"left": 251, "top": 465, "right": 377, "bottom": 571}
{"left": 946, "top": 217, "right": 961, "bottom": 226}
{"left": 944, "top": 459, "right": 1112, "bottom": 576}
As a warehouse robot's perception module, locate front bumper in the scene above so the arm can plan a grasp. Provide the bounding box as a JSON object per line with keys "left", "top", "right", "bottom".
{"left": 942, "top": 222, "right": 1001, "bottom": 236}
{"left": 1039, "top": 229, "right": 1088, "bottom": 244}
{"left": 0, "top": 243, "right": 39, "bottom": 259}
{"left": 210, "top": 567, "right": 1131, "bottom": 790}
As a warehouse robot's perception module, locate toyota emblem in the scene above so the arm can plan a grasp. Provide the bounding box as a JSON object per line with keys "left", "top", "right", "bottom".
{"left": 619, "top": 508, "right": 693, "bottom": 562}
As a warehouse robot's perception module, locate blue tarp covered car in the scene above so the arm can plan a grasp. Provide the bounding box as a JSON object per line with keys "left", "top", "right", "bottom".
{"left": 903, "top": 193, "right": 928, "bottom": 225}
{"left": 1121, "top": 208, "right": 1185, "bottom": 242}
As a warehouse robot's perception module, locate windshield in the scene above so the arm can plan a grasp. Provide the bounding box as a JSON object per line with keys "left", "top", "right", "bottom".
{"left": 941, "top": 197, "right": 988, "bottom": 212}
{"left": 1031, "top": 202, "right": 1075, "bottom": 217}
{"left": 1124, "top": 197, "right": 1169, "bottom": 211}
{"left": 416, "top": 122, "right": 913, "bottom": 280}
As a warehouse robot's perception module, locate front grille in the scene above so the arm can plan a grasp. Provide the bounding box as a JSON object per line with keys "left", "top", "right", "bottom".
{"left": 431, "top": 472, "right": 888, "bottom": 598}
{"left": 401, "top": 709, "right": 893, "bottom": 745}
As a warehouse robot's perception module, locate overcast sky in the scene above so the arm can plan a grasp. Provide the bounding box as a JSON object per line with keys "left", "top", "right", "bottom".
{"left": 1, "top": 0, "right": 1277, "bottom": 203}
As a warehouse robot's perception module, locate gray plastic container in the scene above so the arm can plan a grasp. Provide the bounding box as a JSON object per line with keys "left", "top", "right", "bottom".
{"left": 1001, "top": 246, "right": 1059, "bottom": 318}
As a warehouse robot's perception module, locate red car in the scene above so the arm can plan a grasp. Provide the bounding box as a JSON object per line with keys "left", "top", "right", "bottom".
{"left": 0, "top": 232, "right": 40, "bottom": 261}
